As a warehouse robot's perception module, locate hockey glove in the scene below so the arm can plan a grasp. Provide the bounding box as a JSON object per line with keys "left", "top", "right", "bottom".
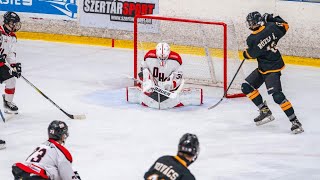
{"left": 243, "top": 50, "right": 253, "bottom": 59}
{"left": 10, "top": 63, "right": 22, "bottom": 78}
{"left": 73, "top": 171, "right": 81, "bottom": 180}
{"left": 262, "top": 13, "right": 273, "bottom": 23}
{"left": 142, "top": 79, "right": 154, "bottom": 93}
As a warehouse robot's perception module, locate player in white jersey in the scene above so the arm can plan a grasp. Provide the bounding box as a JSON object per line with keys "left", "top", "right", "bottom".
{"left": 127, "top": 42, "right": 203, "bottom": 109}
{"left": 12, "top": 120, "right": 81, "bottom": 180}
{"left": 0, "top": 11, "right": 22, "bottom": 114}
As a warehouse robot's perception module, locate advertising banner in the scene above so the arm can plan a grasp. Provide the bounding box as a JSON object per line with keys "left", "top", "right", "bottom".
{"left": 79, "top": 0, "right": 159, "bottom": 32}
{"left": 0, "top": 0, "right": 78, "bottom": 20}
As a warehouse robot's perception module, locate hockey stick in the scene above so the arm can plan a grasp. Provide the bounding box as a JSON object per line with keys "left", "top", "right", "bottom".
{"left": 0, "top": 109, "right": 5, "bottom": 122}
{"left": 20, "top": 76, "right": 86, "bottom": 119}
{"left": 124, "top": 75, "right": 185, "bottom": 99}
{"left": 6, "top": 64, "right": 86, "bottom": 120}
{"left": 208, "top": 59, "right": 246, "bottom": 110}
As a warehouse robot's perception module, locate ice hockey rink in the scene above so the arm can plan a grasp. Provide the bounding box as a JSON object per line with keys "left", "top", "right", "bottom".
{"left": 0, "top": 40, "right": 319, "bottom": 179}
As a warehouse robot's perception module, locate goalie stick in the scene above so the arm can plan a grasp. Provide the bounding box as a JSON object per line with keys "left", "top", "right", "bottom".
{"left": 208, "top": 59, "right": 246, "bottom": 110}
{"left": 124, "top": 75, "right": 185, "bottom": 99}
{"left": 6, "top": 63, "right": 86, "bottom": 120}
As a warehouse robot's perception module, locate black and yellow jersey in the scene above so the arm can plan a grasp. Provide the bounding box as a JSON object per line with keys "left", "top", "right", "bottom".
{"left": 144, "top": 155, "right": 195, "bottom": 180}
{"left": 244, "top": 17, "right": 289, "bottom": 74}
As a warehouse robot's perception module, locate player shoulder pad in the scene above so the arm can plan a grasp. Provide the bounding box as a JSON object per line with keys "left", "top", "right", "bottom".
{"left": 48, "top": 139, "right": 73, "bottom": 163}
{"left": 168, "top": 51, "right": 182, "bottom": 65}
{"left": 144, "top": 50, "right": 157, "bottom": 60}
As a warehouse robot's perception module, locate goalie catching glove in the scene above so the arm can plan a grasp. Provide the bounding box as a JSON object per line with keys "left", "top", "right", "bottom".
{"left": 10, "top": 63, "right": 22, "bottom": 78}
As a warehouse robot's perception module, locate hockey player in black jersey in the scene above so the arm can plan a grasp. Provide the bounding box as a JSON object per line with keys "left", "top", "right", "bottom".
{"left": 144, "top": 133, "right": 199, "bottom": 180}
{"left": 242, "top": 11, "right": 303, "bottom": 134}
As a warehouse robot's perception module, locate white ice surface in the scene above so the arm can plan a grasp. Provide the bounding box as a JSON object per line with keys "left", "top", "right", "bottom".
{"left": 0, "top": 40, "right": 319, "bottom": 180}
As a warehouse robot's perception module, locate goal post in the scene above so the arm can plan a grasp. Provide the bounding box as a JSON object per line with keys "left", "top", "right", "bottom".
{"left": 134, "top": 15, "right": 246, "bottom": 98}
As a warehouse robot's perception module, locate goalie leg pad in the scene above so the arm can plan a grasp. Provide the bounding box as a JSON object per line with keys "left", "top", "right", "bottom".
{"left": 179, "top": 88, "right": 203, "bottom": 106}
{"left": 126, "top": 86, "right": 142, "bottom": 104}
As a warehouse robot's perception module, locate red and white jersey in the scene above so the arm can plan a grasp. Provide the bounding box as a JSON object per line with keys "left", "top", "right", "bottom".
{"left": 142, "top": 50, "right": 182, "bottom": 82}
{"left": 15, "top": 139, "right": 79, "bottom": 180}
{"left": 0, "top": 25, "right": 17, "bottom": 66}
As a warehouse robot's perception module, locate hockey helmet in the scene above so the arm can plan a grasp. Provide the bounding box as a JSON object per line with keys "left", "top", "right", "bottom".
{"left": 178, "top": 133, "right": 200, "bottom": 160}
{"left": 3, "top": 11, "right": 21, "bottom": 32}
{"left": 48, "top": 120, "right": 69, "bottom": 142}
{"left": 156, "top": 42, "right": 170, "bottom": 66}
{"left": 246, "top": 11, "right": 263, "bottom": 31}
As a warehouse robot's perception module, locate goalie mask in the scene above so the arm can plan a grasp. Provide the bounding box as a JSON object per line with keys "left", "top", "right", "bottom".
{"left": 156, "top": 42, "right": 170, "bottom": 66}
{"left": 246, "top": 11, "right": 263, "bottom": 31}
{"left": 48, "top": 120, "right": 69, "bottom": 144}
{"left": 178, "top": 133, "right": 200, "bottom": 164}
{"left": 3, "top": 11, "right": 21, "bottom": 33}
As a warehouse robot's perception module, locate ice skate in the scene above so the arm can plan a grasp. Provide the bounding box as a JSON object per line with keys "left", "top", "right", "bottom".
{"left": 0, "top": 139, "right": 5, "bottom": 150}
{"left": 3, "top": 94, "right": 19, "bottom": 114}
{"left": 290, "top": 118, "right": 304, "bottom": 134}
{"left": 254, "top": 103, "right": 275, "bottom": 126}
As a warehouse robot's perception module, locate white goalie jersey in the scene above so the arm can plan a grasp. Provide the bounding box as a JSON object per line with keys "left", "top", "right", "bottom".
{"left": 14, "top": 139, "right": 79, "bottom": 180}
{"left": 142, "top": 49, "right": 183, "bottom": 91}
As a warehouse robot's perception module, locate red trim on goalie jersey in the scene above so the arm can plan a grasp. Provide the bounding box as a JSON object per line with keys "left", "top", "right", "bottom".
{"left": 144, "top": 50, "right": 182, "bottom": 65}
{"left": 48, "top": 139, "right": 73, "bottom": 163}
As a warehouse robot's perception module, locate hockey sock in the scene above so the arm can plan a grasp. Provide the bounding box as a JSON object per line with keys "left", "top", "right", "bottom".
{"left": 246, "top": 89, "right": 264, "bottom": 109}
{"left": 272, "top": 92, "right": 296, "bottom": 121}
{"left": 242, "top": 83, "right": 265, "bottom": 109}
{"left": 280, "top": 100, "right": 296, "bottom": 121}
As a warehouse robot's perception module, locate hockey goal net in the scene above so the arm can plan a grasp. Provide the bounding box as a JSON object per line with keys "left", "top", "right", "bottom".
{"left": 134, "top": 15, "right": 246, "bottom": 98}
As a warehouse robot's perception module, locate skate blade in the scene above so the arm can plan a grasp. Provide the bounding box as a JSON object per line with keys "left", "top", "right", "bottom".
{"left": 0, "top": 145, "right": 6, "bottom": 150}
{"left": 292, "top": 127, "right": 304, "bottom": 134}
{"left": 255, "top": 115, "right": 275, "bottom": 126}
{"left": 4, "top": 109, "right": 18, "bottom": 115}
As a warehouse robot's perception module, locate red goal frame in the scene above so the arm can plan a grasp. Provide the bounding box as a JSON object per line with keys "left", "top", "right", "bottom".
{"left": 134, "top": 15, "right": 245, "bottom": 98}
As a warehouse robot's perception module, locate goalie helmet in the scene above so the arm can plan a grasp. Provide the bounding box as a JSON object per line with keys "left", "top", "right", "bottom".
{"left": 156, "top": 42, "right": 170, "bottom": 66}
{"left": 48, "top": 120, "right": 69, "bottom": 142}
{"left": 178, "top": 133, "right": 200, "bottom": 162}
{"left": 3, "top": 11, "right": 21, "bottom": 32}
{"left": 246, "top": 11, "right": 263, "bottom": 31}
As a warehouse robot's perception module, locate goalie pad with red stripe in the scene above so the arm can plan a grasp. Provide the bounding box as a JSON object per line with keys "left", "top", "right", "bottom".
{"left": 126, "top": 86, "right": 203, "bottom": 109}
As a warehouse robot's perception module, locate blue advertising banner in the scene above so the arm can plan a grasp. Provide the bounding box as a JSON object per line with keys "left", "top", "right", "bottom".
{"left": 0, "top": 0, "right": 77, "bottom": 19}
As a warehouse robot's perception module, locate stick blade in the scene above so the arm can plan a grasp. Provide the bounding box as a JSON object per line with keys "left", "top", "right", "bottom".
{"left": 71, "top": 114, "right": 86, "bottom": 120}
{"left": 208, "top": 98, "right": 224, "bottom": 110}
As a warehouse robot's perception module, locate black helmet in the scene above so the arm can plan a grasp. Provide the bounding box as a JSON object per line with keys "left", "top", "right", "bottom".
{"left": 48, "top": 120, "right": 69, "bottom": 141}
{"left": 178, "top": 133, "right": 200, "bottom": 157}
{"left": 246, "top": 11, "right": 263, "bottom": 31}
{"left": 3, "top": 11, "right": 21, "bottom": 32}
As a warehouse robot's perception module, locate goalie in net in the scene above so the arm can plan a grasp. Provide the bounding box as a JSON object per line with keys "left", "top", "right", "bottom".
{"left": 127, "top": 42, "right": 203, "bottom": 109}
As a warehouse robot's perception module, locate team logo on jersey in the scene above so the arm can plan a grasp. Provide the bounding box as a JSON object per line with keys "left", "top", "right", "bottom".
{"left": 83, "top": 0, "right": 156, "bottom": 23}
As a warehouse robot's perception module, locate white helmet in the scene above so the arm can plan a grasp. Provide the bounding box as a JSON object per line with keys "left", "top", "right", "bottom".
{"left": 156, "top": 42, "right": 170, "bottom": 66}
